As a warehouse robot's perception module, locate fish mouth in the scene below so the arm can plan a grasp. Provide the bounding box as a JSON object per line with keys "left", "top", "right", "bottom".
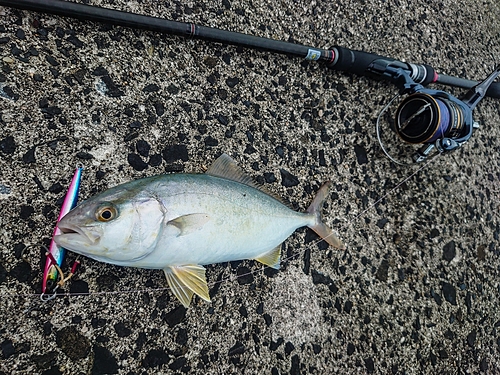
{"left": 55, "top": 222, "right": 101, "bottom": 246}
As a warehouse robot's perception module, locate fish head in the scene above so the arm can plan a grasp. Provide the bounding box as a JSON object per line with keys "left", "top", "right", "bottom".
{"left": 54, "top": 184, "right": 165, "bottom": 264}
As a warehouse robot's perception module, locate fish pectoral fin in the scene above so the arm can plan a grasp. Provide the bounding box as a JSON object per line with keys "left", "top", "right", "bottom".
{"left": 164, "top": 265, "right": 211, "bottom": 307}
{"left": 166, "top": 214, "right": 211, "bottom": 237}
{"left": 254, "top": 245, "right": 282, "bottom": 270}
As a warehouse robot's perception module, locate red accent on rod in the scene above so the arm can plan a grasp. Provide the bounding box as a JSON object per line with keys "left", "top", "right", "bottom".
{"left": 329, "top": 50, "right": 335, "bottom": 64}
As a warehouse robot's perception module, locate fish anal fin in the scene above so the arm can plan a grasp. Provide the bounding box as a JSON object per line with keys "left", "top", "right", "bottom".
{"left": 167, "top": 214, "right": 210, "bottom": 236}
{"left": 207, "top": 153, "right": 290, "bottom": 207}
{"left": 164, "top": 265, "right": 211, "bottom": 307}
{"left": 254, "top": 245, "right": 282, "bottom": 270}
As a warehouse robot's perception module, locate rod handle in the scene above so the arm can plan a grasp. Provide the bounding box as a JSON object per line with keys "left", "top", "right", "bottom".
{"left": 327, "top": 46, "right": 435, "bottom": 86}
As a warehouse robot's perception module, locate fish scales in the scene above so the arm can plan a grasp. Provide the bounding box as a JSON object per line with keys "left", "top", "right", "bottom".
{"left": 140, "top": 173, "right": 313, "bottom": 267}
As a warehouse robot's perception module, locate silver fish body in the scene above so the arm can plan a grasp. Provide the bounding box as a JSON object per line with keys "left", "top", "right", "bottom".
{"left": 55, "top": 154, "right": 343, "bottom": 306}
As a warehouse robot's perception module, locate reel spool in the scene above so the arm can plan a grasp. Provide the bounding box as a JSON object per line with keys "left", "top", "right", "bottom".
{"left": 376, "top": 66, "right": 499, "bottom": 164}
{"left": 395, "top": 93, "right": 465, "bottom": 144}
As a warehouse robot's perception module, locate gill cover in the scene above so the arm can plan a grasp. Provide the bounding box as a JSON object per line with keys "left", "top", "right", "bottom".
{"left": 56, "top": 189, "right": 165, "bottom": 263}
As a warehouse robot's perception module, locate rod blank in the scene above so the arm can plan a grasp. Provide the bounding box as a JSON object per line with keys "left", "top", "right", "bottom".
{"left": 1, "top": 0, "right": 499, "bottom": 98}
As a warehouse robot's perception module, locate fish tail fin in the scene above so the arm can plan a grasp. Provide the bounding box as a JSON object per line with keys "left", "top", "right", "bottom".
{"left": 306, "top": 181, "right": 345, "bottom": 250}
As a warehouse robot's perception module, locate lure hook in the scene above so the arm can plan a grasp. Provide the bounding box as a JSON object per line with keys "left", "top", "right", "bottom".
{"left": 40, "top": 287, "right": 58, "bottom": 302}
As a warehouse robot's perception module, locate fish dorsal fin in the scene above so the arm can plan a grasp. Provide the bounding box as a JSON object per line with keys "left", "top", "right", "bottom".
{"left": 254, "top": 244, "right": 282, "bottom": 270}
{"left": 206, "top": 153, "right": 261, "bottom": 188}
{"left": 164, "top": 265, "right": 211, "bottom": 308}
{"left": 207, "top": 153, "right": 289, "bottom": 206}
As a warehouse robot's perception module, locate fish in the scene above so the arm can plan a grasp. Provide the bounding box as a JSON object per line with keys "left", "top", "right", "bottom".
{"left": 42, "top": 166, "right": 83, "bottom": 295}
{"left": 54, "top": 154, "right": 343, "bottom": 307}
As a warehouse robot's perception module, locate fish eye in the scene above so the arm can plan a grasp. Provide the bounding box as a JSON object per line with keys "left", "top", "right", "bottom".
{"left": 96, "top": 204, "right": 117, "bottom": 222}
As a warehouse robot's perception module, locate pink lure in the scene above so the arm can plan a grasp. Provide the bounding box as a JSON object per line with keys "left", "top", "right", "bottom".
{"left": 42, "top": 167, "right": 83, "bottom": 294}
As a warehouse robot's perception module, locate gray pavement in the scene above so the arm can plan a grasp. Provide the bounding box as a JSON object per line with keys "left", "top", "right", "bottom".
{"left": 1, "top": 0, "right": 500, "bottom": 374}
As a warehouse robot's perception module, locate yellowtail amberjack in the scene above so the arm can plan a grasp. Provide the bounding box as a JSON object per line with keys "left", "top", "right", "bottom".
{"left": 55, "top": 154, "right": 343, "bottom": 307}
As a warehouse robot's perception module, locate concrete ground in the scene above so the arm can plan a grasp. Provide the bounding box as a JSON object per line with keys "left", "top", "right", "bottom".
{"left": 1, "top": 0, "right": 500, "bottom": 374}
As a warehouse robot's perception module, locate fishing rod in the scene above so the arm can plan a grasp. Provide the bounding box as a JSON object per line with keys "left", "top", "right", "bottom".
{"left": 1, "top": 0, "right": 500, "bottom": 163}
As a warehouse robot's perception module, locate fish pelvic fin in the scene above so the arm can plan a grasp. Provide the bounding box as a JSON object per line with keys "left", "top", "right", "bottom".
{"left": 254, "top": 245, "right": 282, "bottom": 269}
{"left": 306, "top": 181, "right": 345, "bottom": 250}
{"left": 164, "top": 265, "right": 211, "bottom": 308}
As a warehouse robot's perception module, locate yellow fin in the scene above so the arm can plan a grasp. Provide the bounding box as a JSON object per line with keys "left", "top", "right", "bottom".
{"left": 254, "top": 245, "right": 281, "bottom": 270}
{"left": 164, "top": 265, "right": 211, "bottom": 307}
{"left": 167, "top": 214, "right": 210, "bottom": 236}
{"left": 164, "top": 269, "right": 194, "bottom": 308}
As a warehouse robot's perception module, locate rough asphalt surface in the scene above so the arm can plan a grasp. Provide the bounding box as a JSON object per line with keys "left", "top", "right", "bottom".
{"left": 1, "top": 0, "right": 500, "bottom": 374}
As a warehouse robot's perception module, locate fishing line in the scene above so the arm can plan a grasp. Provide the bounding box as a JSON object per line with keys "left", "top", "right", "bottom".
{"left": 341, "top": 153, "right": 441, "bottom": 228}
{"left": 3, "top": 153, "right": 441, "bottom": 302}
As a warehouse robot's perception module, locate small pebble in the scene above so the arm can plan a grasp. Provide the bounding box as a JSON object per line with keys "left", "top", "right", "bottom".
{"left": 442, "top": 282, "right": 457, "bottom": 305}
{"left": 442, "top": 241, "right": 456, "bottom": 262}
{"left": 280, "top": 169, "right": 299, "bottom": 187}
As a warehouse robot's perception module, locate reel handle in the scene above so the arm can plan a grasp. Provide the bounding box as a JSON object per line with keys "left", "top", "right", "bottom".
{"left": 461, "top": 65, "right": 500, "bottom": 110}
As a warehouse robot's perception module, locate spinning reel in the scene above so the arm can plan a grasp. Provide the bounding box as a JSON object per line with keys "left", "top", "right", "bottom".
{"left": 376, "top": 65, "right": 500, "bottom": 164}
